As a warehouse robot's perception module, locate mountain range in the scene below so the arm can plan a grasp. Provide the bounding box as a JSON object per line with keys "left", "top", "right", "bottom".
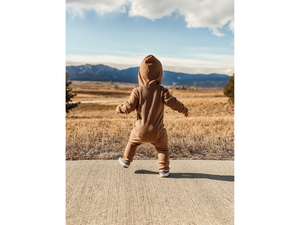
{"left": 66, "top": 64, "right": 231, "bottom": 87}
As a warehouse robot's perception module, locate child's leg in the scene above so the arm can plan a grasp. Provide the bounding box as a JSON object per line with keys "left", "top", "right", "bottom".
{"left": 123, "top": 129, "right": 142, "bottom": 163}
{"left": 153, "top": 135, "right": 169, "bottom": 171}
{"left": 123, "top": 141, "right": 141, "bottom": 163}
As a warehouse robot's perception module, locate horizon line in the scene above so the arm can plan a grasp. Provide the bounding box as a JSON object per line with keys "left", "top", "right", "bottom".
{"left": 66, "top": 61, "right": 232, "bottom": 76}
{"left": 66, "top": 55, "right": 234, "bottom": 76}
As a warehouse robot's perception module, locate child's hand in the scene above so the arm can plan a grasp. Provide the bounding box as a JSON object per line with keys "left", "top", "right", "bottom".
{"left": 116, "top": 105, "right": 121, "bottom": 114}
{"left": 184, "top": 112, "right": 189, "bottom": 117}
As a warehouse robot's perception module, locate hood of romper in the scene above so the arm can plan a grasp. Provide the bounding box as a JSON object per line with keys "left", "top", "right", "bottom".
{"left": 138, "top": 55, "right": 163, "bottom": 86}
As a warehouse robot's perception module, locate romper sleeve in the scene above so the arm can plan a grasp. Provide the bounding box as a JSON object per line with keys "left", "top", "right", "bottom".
{"left": 116, "top": 88, "right": 139, "bottom": 114}
{"left": 162, "top": 87, "right": 188, "bottom": 114}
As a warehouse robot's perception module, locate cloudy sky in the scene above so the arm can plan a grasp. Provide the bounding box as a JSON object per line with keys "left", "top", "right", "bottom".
{"left": 66, "top": 0, "right": 234, "bottom": 75}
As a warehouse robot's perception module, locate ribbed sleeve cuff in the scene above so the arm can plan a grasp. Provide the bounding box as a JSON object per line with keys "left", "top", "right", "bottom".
{"left": 180, "top": 106, "right": 188, "bottom": 114}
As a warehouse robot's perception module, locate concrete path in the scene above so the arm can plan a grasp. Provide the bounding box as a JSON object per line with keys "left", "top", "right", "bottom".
{"left": 79, "top": 97, "right": 227, "bottom": 103}
{"left": 66, "top": 160, "right": 234, "bottom": 225}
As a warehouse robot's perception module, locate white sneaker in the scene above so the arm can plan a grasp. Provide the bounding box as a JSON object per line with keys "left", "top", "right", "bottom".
{"left": 159, "top": 170, "right": 170, "bottom": 177}
{"left": 118, "top": 157, "right": 130, "bottom": 168}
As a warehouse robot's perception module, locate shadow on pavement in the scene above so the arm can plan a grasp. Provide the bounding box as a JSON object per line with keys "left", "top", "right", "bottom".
{"left": 134, "top": 170, "right": 234, "bottom": 182}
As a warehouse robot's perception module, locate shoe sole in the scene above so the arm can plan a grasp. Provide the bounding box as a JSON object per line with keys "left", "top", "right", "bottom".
{"left": 159, "top": 172, "right": 170, "bottom": 178}
{"left": 118, "top": 158, "right": 129, "bottom": 168}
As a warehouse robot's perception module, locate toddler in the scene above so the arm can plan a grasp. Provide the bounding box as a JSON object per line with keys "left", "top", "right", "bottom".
{"left": 116, "top": 55, "right": 189, "bottom": 177}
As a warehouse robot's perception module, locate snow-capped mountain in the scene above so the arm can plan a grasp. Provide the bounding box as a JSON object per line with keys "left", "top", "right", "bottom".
{"left": 66, "top": 64, "right": 231, "bottom": 87}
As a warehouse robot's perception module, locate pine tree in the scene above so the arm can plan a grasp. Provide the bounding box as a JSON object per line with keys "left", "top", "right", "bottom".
{"left": 224, "top": 73, "right": 234, "bottom": 104}
{"left": 66, "top": 72, "right": 80, "bottom": 113}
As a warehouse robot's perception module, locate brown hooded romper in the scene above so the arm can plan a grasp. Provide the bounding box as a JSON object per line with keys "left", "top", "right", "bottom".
{"left": 116, "top": 55, "right": 188, "bottom": 171}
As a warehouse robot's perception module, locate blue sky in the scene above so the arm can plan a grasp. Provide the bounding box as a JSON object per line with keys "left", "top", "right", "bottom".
{"left": 66, "top": 0, "right": 234, "bottom": 75}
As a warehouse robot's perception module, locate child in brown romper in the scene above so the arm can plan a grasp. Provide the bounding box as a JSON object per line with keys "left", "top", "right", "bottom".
{"left": 117, "top": 55, "right": 189, "bottom": 177}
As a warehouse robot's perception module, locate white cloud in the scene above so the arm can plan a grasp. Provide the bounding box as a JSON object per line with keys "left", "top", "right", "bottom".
{"left": 66, "top": 0, "right": 234, "bottom": 36}
{"left": 120, "top": 6, "right": 127, "bottom": 13}
{"left": 178, "top": 0, "right": 233, "bottom": 36}
{"left": 189, "top": 53, "right": 234, "bottom": 65}
{"left": 66, "top": 54, "right": 234, "bottom": 75}
{"left": 66, "top": 6, "right": 85, "bottom": 19}
{"left": 228, "top": 19, "right": 234, "bottom": 33}
{"left": 66, "top": 0, "right": 129, "bottom": 17}
{"left": 128, "top": 0, "right": 178, "bottom": 20}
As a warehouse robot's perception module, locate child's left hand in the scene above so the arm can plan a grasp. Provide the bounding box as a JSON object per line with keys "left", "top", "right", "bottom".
{"left": 116, "top": 105, "right": 121, "bottom": 114}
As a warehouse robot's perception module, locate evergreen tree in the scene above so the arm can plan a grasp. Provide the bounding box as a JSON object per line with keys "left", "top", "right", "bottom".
{"left": 224, "top": 73, "right": 234, "bottom": 104}
{"left": 66, "top": 72, "right": 80, "bottom": 113}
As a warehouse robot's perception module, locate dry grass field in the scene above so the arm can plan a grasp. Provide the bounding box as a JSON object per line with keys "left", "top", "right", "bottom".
{"left": 66, "top": 95, "right": 234, "bottom": 161}
{"left": 70, "top": 81, "right": 225, "bottom": 101}
{"left": 169, "top": 88, "right": 225, "bottom": 98}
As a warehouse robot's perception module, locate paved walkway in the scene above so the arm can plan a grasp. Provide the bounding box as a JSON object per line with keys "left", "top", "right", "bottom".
{"left": 66, "top": 160, "right": 234, "bottom": 225}
{"left": 79, "top": 97, "right": 227, "bottom": 103}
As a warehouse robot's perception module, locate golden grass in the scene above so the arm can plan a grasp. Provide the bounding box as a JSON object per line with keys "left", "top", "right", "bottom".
{"left": 70, "top": 81, "right": 136, "bottom": 101}
{"left": 71, "top": 89, "right": 132, "bottom": 100}
{"left": 169, "top": 89, "right": 225, "bottom": 98}
{"left": 70, "top": 81, "right": 225, "bottom": 101}
{"left": 66, "top": 98, "right": 234, "bottom": 160}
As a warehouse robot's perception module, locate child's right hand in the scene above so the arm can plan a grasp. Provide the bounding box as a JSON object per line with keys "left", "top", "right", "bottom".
{"left": 184, "top": 112, "right": 189, "bottom": 117}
